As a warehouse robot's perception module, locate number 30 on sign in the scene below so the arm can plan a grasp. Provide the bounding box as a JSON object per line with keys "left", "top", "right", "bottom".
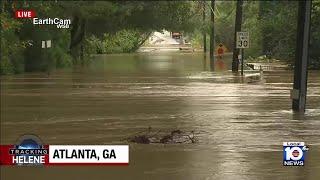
{"left": 236, "top": 32, "right": 249, "bottom": 48}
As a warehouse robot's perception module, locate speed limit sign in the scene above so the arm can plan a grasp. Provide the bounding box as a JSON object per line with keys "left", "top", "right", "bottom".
{"left": 236, "top": 32, "right": 249, "bottom": 48}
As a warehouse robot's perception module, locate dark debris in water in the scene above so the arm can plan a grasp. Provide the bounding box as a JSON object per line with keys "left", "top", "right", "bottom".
{"left": 126, "top": 127, "right": 197, "bottom": 144}
{"left": 129, "top": 135, "right": 151, "bottom": 144}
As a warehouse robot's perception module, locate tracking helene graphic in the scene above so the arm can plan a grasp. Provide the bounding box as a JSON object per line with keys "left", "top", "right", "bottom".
{"left": 9, "top": 135, "right": 48, "bottom": 165}
{"left": 0, "top": 0, "right": 319, "bottom": 180}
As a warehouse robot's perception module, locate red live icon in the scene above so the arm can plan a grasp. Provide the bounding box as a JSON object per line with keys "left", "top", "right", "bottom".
{"left": 15, "top": 10, "right": 36, "bottom": 19}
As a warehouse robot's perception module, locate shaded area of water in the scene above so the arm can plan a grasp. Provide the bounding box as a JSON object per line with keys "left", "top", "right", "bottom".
{"left": 1, "top": 53, "right": 320, "bottom": 180}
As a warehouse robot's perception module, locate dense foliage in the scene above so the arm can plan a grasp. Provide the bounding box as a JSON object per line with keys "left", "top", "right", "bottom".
{"left": 1, "top": 0, "right": 319, "bottom": 75}
{"left": 1, "top": 1, "right": 197, "bottom": 74}
{"left": 245, "top": 1, "right": 320, "bottom": 69}
{"left": 196, "top": 1, "right": 320, "bottom": 69}
{"left": 1, "top": 1, "right": 73, "bottom": 74}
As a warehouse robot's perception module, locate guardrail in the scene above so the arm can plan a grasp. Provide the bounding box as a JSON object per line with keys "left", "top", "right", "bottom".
{"left": 246, "top": 63, "right": 288, "bottom": 71}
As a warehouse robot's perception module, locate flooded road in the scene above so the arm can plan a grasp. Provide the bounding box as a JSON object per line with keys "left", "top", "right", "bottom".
{"left": 1, "top": 53, "right": 320, "bottom": 180}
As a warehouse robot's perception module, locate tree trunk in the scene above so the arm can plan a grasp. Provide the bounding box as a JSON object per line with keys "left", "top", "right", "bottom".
{"left": 232, "top": 0, "right": 243, "bottom": 72}
{"left": 209, "top": 0, "right": 215, "bottom": 70}
{"left": 80, "top": 19, "right": 86, "bottom": 66}
{"left": 203, "top": 2, "right": 207, "bottom": 53}
{"left": 259, "top": 1, "right": 269, "bottom": 55}
{"left": 70, "top": 14, "right": 86, "bottom": 65}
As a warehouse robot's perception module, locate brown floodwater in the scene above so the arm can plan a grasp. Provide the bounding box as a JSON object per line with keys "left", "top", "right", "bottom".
{"left": 1, "top": 53, "right": 319, "bottom": 180}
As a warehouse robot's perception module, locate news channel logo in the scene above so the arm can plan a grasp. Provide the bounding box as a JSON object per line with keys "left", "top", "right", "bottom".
{"left": 283, "top": 142, "right": 309, "bottom": 166}
{"left": 10, "top": 135, "right": 48, "bottom": 166}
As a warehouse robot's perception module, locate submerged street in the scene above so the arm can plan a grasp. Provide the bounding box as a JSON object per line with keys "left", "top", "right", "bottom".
{"left": 1, "top": 53, "right": 320, "bottom": 179}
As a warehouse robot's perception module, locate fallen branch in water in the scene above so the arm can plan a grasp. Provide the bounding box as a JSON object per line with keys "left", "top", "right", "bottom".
{"left": 125, "top": 127, "right": 197, "bottom": 144}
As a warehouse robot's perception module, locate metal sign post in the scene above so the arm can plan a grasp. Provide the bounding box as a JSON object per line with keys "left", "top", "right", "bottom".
{"left": 236, "top": 32, "right": 249, "bottom": 75}
{"left": 241, "top": 48, "right": 244, "bottom": 75}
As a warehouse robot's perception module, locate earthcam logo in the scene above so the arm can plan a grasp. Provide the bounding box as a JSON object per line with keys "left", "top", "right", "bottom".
{"left": 15, "top": 10, "right": 71, "bottom": 29}
{"left": 33, "top": 18, "right": 71, "bottom": 29}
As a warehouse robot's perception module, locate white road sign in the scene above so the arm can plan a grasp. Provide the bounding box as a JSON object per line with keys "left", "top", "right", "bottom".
{"left": 41, "top": 40, "right": 52, "bottom": 48}
{"left": 236, "top": 32, "right": 249, "bottom": 48}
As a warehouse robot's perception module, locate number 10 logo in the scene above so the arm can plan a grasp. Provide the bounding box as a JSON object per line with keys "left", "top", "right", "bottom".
{"left": 284, "top": 146, "right": 303, "bottom": 160}
{"left": 283, "top": 142, "right": 308, "bottom": 166}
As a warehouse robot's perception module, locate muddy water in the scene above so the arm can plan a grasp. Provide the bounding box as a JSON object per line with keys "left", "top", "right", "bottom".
{"left": 1, "top": 53, "right": 320, "bottom": 180}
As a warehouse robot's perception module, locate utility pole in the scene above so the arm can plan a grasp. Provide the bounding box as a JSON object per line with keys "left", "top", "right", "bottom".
{"left": 209, "top": 0, "right": 215, "bottom": 70}
{"left": 232, "top": 0, "right": 243, "bottom": 72}
{"left": 292, "top": 0, "right": 312, "bottom": 113}
{"left": 203, "top": 2, "right": 207, "bottom": 54}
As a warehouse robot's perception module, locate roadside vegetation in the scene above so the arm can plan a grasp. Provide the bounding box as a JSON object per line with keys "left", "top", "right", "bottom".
{"left": 1, "top": 1, "right": 320, "bottom": 75}
{"left": 189, "top": 1, "right": 320, "bottom": 69}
